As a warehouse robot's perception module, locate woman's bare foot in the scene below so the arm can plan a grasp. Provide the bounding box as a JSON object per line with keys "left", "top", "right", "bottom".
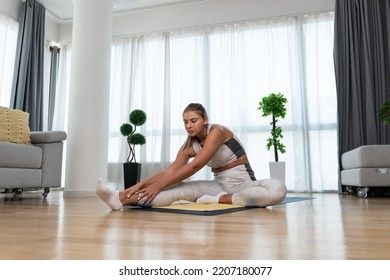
{"left": 218, "top": 194, "right": 233, "bottom": 204}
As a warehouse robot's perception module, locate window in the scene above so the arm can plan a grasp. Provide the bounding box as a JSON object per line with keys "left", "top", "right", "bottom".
{"left": 0, "top": 13, "right": 18, "bottom": 106}
{"left": 108, "top": 12, "right": 337, "bottom": 192}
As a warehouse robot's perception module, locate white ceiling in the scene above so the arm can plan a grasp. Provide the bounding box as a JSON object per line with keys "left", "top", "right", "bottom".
{"left": 40, "top": 0, "right": 211, "bottom": 22}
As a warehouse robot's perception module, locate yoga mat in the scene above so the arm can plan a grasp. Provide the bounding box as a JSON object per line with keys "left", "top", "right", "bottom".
{"left": 125, "top": 196, "right": 314, "bottom": 216}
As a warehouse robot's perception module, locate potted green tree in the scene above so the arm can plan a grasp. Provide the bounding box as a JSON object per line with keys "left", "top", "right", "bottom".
{"left": 120, "top": 109, "right": 147, "bottom": 189}
{"left": 258, "top": 92, "right": 287, "bottom": 184}
{"left": 380, "top": 98, "right": 390, "bottom": 125}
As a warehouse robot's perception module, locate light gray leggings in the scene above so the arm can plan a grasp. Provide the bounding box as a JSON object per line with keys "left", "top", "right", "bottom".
{"left": 149, "top": 165, "right": 287, "bottom": 207}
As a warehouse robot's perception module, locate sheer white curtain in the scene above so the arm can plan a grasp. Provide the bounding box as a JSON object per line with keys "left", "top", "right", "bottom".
{"left": 0, "top": 13, "right": 17, "bottom": 106}
{"left": 108, "top": 12, "right": 338, "bottom": 192}
{"left": 51, "top": 44, "right": 71, "bottom": 132}
{"left": 48, "top": 43, "right": 71, "bottom": 187}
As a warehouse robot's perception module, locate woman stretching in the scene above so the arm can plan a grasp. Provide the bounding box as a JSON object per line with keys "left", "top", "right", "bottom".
{"left": 96, "top": 103, "right": 286, "bottom": 210}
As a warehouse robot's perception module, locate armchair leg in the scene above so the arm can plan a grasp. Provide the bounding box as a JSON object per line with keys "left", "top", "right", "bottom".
{"left": 357, "top": 187, "right": 369, "bottom": 198}
{"left": 346, "top": 186, "right": 356, "bottom": 194}
{"left": 42, "top": 188, "right": 50, "bottom": 199}
{"left": 13, "top": 188, "right": 23, "bottom": 200}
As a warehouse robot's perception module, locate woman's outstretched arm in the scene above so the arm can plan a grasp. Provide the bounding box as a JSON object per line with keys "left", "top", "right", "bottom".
{"left": 125, "top": 125, "right": 228, "bottom": 204}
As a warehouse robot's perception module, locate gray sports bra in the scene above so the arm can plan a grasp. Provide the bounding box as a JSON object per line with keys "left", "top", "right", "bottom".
{"left": 191, "top": 124, "right": 247, "bottom": 169}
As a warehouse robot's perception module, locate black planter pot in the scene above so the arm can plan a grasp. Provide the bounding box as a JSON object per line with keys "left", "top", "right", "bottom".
{"left": 123, "top": 162, "right": 141, "bottom": 189}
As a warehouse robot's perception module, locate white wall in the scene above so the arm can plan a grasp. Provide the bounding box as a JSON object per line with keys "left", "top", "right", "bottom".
{"left": 0, "top": 0, "right": 60, "bottom": 45}
{"left": 0, "top": 0, "right": 20, "bottom": 21}
{"left": 1, "top": 0, "right": 335, "bottom": 44}
{"left": 59, "top": 0, "right": 335, "bottom": 43}
{"left": 1, "top": 0, "right": 335, "bottom": 43}
{"left": 45, "top": 18, "right": 60, "bottom": 42}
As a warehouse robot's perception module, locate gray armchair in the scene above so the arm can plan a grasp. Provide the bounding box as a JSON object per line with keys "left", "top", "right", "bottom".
{"left": 0, "top": 131, "right": 67, "bottom": 200}
{"left": 341, "top": 145, "right": 390, "bottom": 198}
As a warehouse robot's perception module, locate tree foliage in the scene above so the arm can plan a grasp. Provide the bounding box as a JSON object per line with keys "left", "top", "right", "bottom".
{"left": 258, "top": 92, "right": 287, "bottom": 162}
{"left": 120, "top": 109, "right": 147, "bottom": 163}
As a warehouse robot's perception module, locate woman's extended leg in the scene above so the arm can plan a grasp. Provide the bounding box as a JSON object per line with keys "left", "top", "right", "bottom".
{"left": 96, "top": 178, "right": 225, "bottom": 210}
{"left": 146, "top": 180, "right": 224, "bottom": 206}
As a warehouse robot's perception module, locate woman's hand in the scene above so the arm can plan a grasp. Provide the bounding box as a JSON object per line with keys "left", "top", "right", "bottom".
{"left": 135, "top": 182, "right": 163, "bottom": 205}
{"left": 124, "top": 182, "right": 144, "bottom": 198}
{"left": 123, "top": 181, "right": 163, "bottom": 205}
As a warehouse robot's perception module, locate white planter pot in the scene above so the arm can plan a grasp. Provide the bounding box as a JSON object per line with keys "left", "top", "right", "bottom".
{"left": 269, "top": 161, "right": 286, "bottom": 185}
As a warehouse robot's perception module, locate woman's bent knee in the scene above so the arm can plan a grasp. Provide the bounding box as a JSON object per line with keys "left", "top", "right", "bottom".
{"left": 267, "top": 178, "right": 287, "bottom": 204}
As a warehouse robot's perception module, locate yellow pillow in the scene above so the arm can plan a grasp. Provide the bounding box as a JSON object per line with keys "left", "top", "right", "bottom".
{"left": 0, "top": 106, "right": 31, "bottom": 145}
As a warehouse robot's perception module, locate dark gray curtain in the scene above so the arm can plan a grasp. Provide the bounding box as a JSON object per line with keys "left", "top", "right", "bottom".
{"left": 48, "top": 46, "right": 60, "bottom": 131}
{"left": 334, "top": 0, "right": 390, "bottom": 191}
{"left": 10, "top": 0, "right": 45, "bottom": 131}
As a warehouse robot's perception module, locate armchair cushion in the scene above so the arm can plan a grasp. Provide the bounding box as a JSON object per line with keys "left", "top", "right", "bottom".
{"left": 0, "top": 130, "right": 67, "bottom": 193}
{"left": 341, "top": 145, "right": 390, "bottom": 169}
{"left": 0, "top": 106, "right": 31, "bottom": 145}
{"left": 0, "top": 141, "right": 42, "bottom": 168}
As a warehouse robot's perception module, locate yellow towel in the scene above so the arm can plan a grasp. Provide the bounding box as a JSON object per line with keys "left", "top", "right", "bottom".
{"left": 153, "top": 202, "right": 244, "bottom": 211}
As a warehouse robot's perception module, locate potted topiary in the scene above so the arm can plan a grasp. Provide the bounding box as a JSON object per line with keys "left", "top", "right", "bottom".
{"left": 257, "top": 92, "right": 287, "bottom": 184}
{"left": 120, "top": 109, "right": 147, "bottom": 189}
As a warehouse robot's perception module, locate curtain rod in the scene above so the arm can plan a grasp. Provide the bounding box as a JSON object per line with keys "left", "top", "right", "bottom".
{"left": 46, "top": 40, "right": 61, "bottom": 48}
{"left": 111, "top": 10, "right": 334, "bottom": 40}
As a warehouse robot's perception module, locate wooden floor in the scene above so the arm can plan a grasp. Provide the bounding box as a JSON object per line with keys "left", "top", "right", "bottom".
{"left": 0, "top": 189, "right": 390, "bottom": 260}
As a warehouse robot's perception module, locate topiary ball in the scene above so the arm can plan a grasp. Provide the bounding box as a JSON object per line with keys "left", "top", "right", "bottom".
{"left": 129, "top": 133, "right": 146, "bottom": 145}
{"left": 130, "top": 109, "right": 147, "bottom": 126}
{"left": 120, "top": 123, "right": 133, "bottom": 136}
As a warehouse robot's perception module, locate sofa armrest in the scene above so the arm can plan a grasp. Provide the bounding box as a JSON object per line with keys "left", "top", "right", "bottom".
{"left": 30, "top": 131, "right": 67, "bottom": 144}
{"left": 30, "top": 131, "right": 67, "bottom": 188}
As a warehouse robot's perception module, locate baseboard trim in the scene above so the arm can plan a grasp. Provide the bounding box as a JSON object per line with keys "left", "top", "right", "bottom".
{"left": 62, "top": 189, "right": 96, "bottom": 198}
